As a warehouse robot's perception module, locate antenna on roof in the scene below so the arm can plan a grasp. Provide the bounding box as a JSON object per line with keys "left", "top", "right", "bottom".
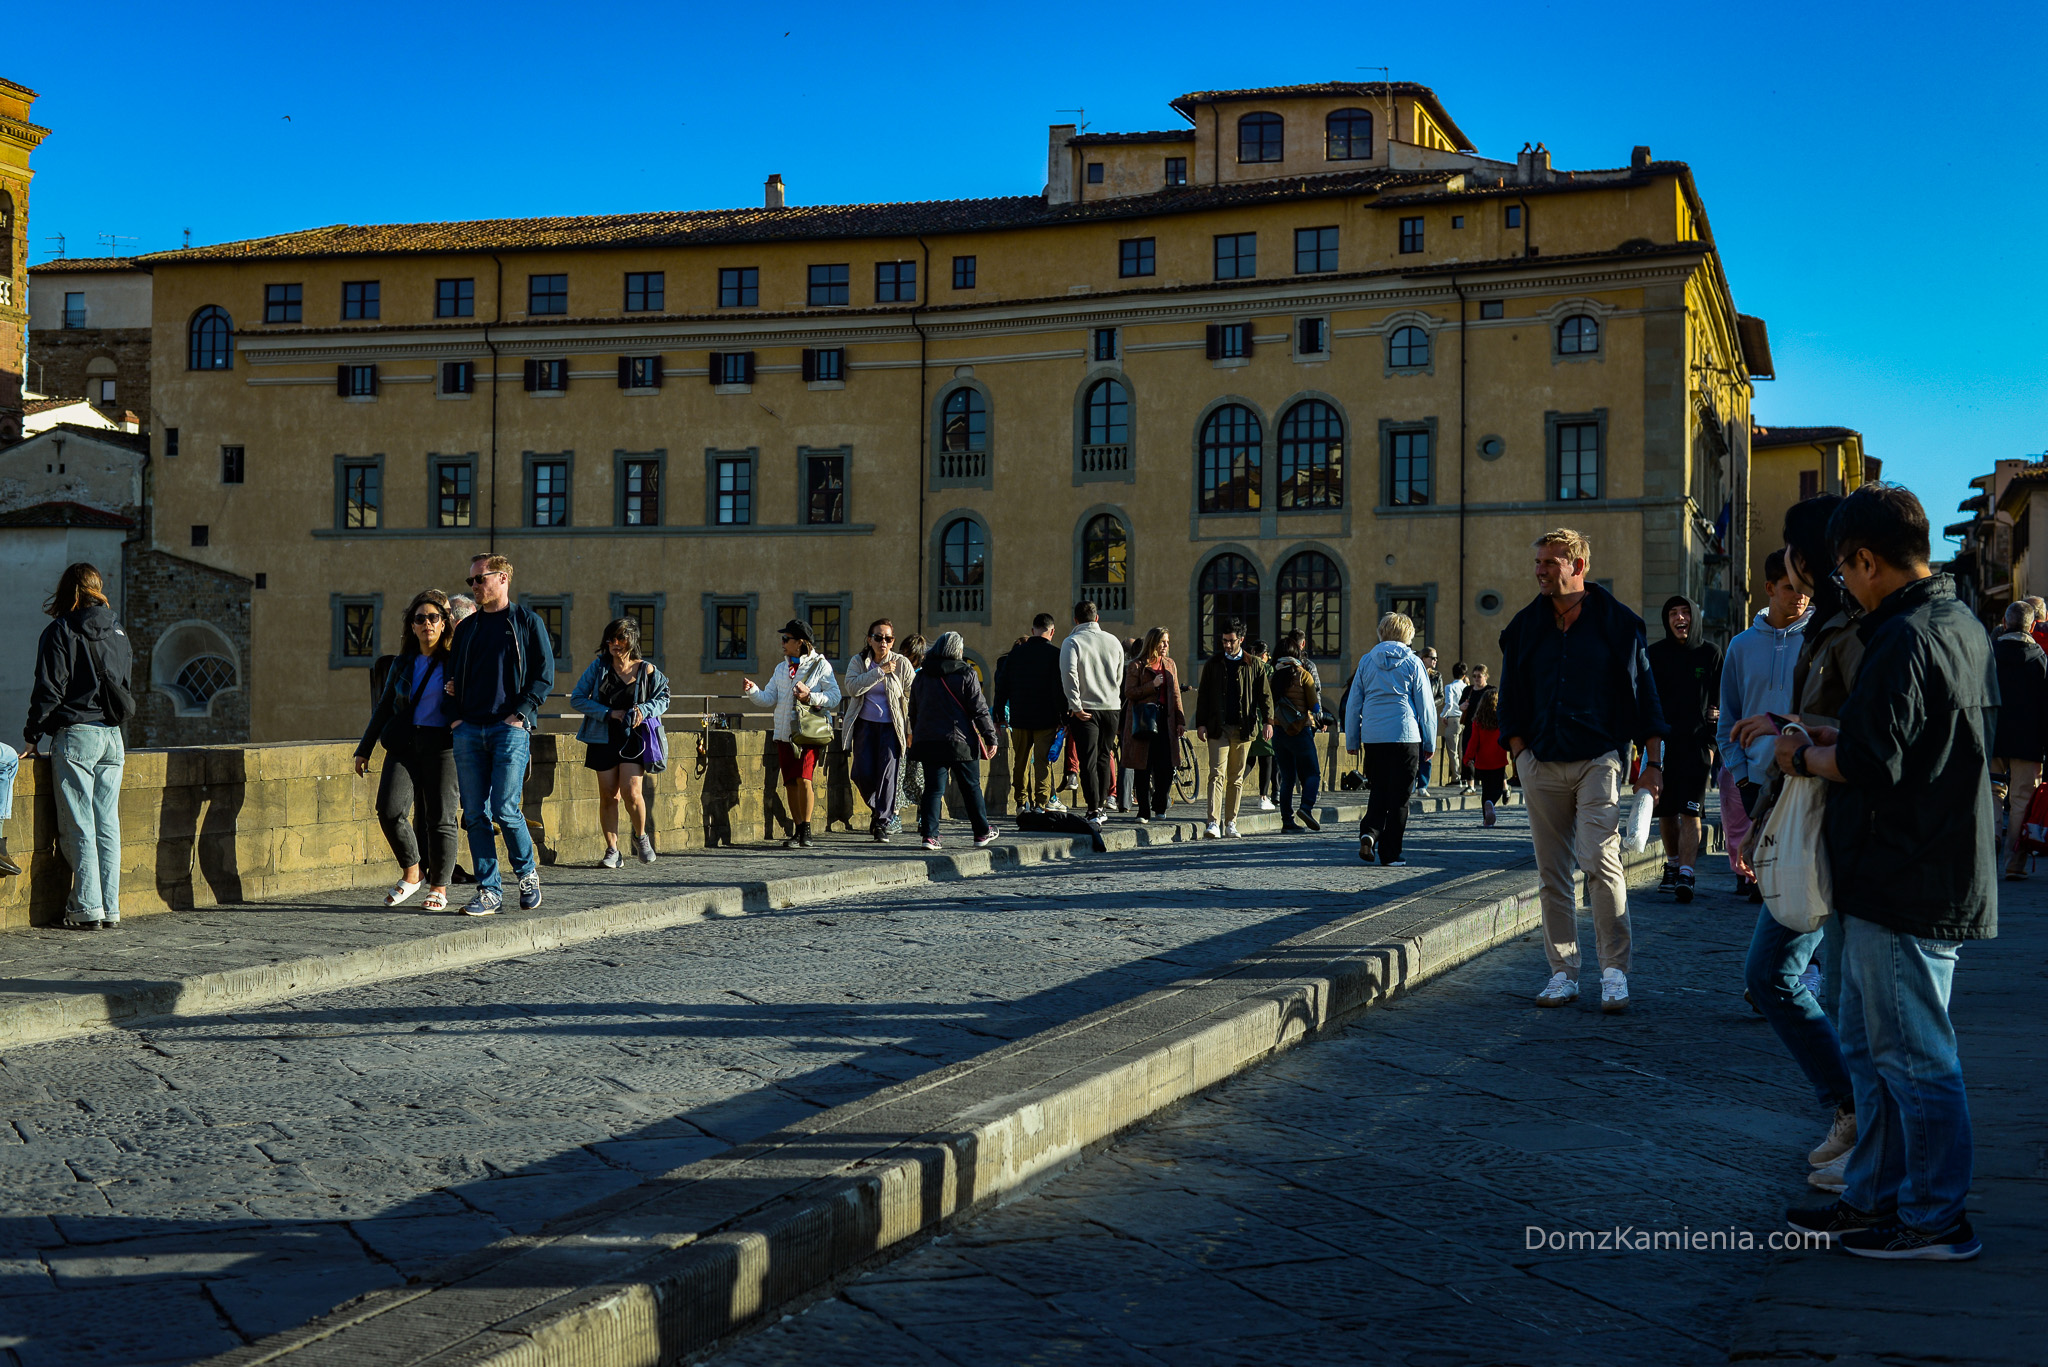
{"left": 183, "top": 228, "right": 191, "bottom": 249}
{"left": 1056, "top": 107, "right": 1088, "bottom": 132}
{"left": 44, "top": 232, "right": 65, "bottom": 259}
{"left": 96, "top": 232, "right": 139, "bottom": 257}
{"left": 1356, "top": 66, "right": 1394, "bottom": 146}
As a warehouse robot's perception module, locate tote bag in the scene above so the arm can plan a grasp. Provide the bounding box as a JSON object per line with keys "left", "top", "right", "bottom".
{"left": 1753, "top": 724, "right": 1833, "bottom": 934}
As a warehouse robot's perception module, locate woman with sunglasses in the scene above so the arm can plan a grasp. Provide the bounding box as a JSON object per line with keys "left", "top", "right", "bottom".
{"left": 742, "top": 619, "right": 842, "bottom": 848}
{"left": 570, "top": 617, "right": 671, "bottom": 866}
{"left": 353, "top": 589, "right": 460, "bottom": 910}
{"left": 841, "top": 618, "right": 910, "bottom": 841}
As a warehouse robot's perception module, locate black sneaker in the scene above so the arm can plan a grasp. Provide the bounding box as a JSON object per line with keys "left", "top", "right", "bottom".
{"left": 1300, "top": 811, "right": 1321, "bottom": 832}
{"left": 1839, "top": 1217, "right": 1981, "bottom": 1261}
{"left": 1786, "top": 1199, "right": 1891, "bottom": 1244}
{"left": 1359, "top": 831, "right": 1376, "bottom": 863}
{"left": 1676, "top": 870, "right": 1695, "bottom": 904}
{"left": 1659, "top": 863, "right": 1678, "bottom": 892}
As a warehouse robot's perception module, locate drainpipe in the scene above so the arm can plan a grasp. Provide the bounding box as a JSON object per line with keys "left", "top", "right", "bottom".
{"left": 486, "top": 254, "right": 504, "bottom": 552}
{"left": 1517, "top": 199, "right": 1532, "bottom": 257}
{"left": 912, "top": 237, "right": 931, "bottom": 637}
{"left": 1452, "top": 274, "right": 1468, "bottom": 666}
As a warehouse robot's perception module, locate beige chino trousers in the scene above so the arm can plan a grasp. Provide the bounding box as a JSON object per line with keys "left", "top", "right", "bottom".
{"left": 1519, "top": 752, "right": 1631, "bottom": 977}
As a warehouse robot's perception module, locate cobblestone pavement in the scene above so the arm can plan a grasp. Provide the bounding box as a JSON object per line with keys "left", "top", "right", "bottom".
{"left": 0, "top": 801, "right": 1520, "bottom": 1367}
{"left": 706, "top": 860, "right": 2043, "bottom": 1367}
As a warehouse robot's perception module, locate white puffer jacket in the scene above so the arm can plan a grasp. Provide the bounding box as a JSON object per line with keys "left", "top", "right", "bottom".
{"left": 743, "top": 651, "right": 842, "bottom": 743}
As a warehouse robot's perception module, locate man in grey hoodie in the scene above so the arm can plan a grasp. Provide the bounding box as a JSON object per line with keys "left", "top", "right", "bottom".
{"left": 1716, "top": 550, "right": 1811, "bottom": 896}
{"left": 1058, "top": 600, "right": 1128, "bottom": 827}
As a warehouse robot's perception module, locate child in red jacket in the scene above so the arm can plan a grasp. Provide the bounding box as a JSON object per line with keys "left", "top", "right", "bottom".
{"left": 1462, "top": 686, "right": 1510, "bottom": 827}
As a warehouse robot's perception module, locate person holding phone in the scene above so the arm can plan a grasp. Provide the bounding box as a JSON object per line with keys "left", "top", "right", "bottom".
{"left": 842, "top": 618, "right": 911, "bottom": 841}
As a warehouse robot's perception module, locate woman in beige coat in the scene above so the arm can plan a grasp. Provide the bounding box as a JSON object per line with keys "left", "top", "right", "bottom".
{"left": 842, "top": 617, "right": 912, "bottom": 840}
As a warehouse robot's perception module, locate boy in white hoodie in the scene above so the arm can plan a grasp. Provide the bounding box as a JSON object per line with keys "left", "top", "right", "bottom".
{"left": 1716, "top": 550, "right": 1811, "bottom": 896}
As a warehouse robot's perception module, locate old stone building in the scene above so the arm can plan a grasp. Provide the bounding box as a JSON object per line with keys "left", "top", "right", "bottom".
{"left": 0, "top": 77, "right": 50, "bottom": 444}
{"left": 26, "top": 257, "right": 154, "bottom": 426}
{"left": 137, "top": 79, "right": 1769, "bottom": 742}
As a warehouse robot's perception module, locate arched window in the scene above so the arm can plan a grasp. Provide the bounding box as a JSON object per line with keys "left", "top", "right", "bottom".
{"left": 0, "top": 190, "right": 13, "bottom": 275}
{"left": 938, "top": 517, "right": 986, "bottom": 615}
{"left": 1198, "top": 554, "right": 1260, "bottom": 657}
{"left": 150, "top": 620, "right": 242, "bottom": 717}
{"left": 941, "top": 387, "right": 985, "bottom": 452}
{"left": 1326, "top": 109, "right": 1373, "bottom": 160}
{"left": 1278, "top": 552, "right": 1342, "bottom": 659}
{"left": 1238, "top": 112, "right": 1284, "bottom": 163}
{"left": 1278, "top": 401, "right": 1344, "bottom": 510}
{"left": 1081, "top": 513, "right": 1128, "bottom": 612}
{"left": 1199, "top": 404, "right": 1262, "bottom": 513}
{"left": 1083, "top": 378, "right": 1128, "bottom": 447}
{"left": 189, "top": 306, "right": 234, "bottom": 371}
{"left": 1389, "top": 325, "right": 1430, "bottom": 369}
{"left": 1557, "top": 314, "right": 1600, "bottom": 355}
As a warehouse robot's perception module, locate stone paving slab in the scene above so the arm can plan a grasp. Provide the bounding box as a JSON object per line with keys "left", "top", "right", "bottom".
{"left": 1, "top": 792, "right": 1514, "bottom": 1050}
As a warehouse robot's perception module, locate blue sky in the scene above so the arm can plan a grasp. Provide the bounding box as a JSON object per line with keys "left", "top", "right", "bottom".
{"left": 16, "top": 0, "right": 2042, "bottom": 542}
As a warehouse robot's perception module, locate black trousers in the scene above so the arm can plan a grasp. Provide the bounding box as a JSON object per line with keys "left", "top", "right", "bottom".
{"left": 1359, "top": 741, "right": 1420, "bottom": 863}
{"left": 377, "top": 729, "right": 460, "bottom": 886}
{"left": 1071, "top": 710, "right": 1122, "bottom": 813}
{"left": 1136, "top": 733, "right": 1176, "bottom": 817}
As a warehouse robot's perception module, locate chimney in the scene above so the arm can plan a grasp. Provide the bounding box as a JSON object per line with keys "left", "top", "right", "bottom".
{"left": 1515, "top": 142, "right": 1553, "bottom": 185}
{"left": 1044, "top": 124, "right": 1078, "bottom": 205}
{"left": 1631, "top": 145, "right": 1652, "bottom": 170}
{"left": 765, "top": 174, "right": 785, "bottom": 209}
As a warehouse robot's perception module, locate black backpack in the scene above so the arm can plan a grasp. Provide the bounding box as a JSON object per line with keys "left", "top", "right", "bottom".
{"left": 81, "top": 635, "right": 136, "bottom": 727}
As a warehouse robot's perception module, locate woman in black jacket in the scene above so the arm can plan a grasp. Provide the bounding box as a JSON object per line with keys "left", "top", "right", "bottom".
{"left": 906, "top": 631, "right": 999, "bottom": 850}
{"left": 354, "top": 589, "right": 459, "bottom": 910}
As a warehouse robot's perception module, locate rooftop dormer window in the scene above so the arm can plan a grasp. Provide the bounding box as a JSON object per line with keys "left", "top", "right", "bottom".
{"left": 1238, "top": 112, "right": 1283, "bottom": 164}
{"left": 1327, "top": 108, "right": 1373, "bottom": 160}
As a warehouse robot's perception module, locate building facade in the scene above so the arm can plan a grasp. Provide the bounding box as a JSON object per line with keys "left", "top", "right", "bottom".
{"left": 1, "top": 78, "right": 51, "bottom": 445}
{"left": 25, "top": 257, "right": 154, "bottom": 426}
{"left": 1746, "top": 424, "right": 1873, "bottom": 611}
{"left": 138, "top": 81, "right": 1766, "bottom": 742}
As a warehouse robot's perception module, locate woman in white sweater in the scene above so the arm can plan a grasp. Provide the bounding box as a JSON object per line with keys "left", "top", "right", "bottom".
{"left": 742, "top": 618, "right": 842, "bottom": 847}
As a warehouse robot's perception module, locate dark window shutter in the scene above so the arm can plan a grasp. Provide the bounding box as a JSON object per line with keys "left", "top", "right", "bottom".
{"left": 618, "top": 356, "right": 632, "bottom": 389}
{"left": 523, "top": 359, "right": 539, "bottom": 392}
{"left": 337, "top": 364, "right": 350, "bottom": 396}
{"left": 742, "top": 351, "right": 757, "bottom": 385}
{"left": 1205, "top": 325, "right": 1221, "bottom": 360}
{"left": 647, "top": 355, "right": 662, "bottom": 389}
{"left": 708, "top": 352, "right": 723, "bottom": 385}
{"left": 367, "top": 365, "right": 378, "bottom": 396}
{"left": 801, "top": 348, "right": 816, "bottom": 382}
{"left": 442, "top": 361, "right": 454, "bottom": 392}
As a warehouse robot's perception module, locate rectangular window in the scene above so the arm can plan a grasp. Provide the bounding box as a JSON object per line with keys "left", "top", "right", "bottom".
{"left": 807, "top": 263, "right": 850, "bottom": 305}
{"left": 624, "top": 271, "right": 664, "bottom": 312}
{"left": 1505, "top": 204, "right": 1523, "bottom": 229}
{"left": 1388, "top": 594, "right": 1430, "bottom": 647}
{"left": 165, "top": 427, "right": 179, "bottom": 457}
{"left": 530, "top": 460, "right": 569, "bottom": 526}
{"left": 524, "top": 358, "right": 567, "bottom": 392}
{"left": 1389, "top": 430, "right": 1431, "bottom": 507}
{"left": 342, "top": 281, "right": 380, "bottom": 319}
{"left": 1399, "top": 218, "right": 1424, "bottom": 254}
{"left": 622, "top": 355, "right": 663, "bottom": 389}
{"left": 1119, "top": 238, "right": 1155, "bottom": 278}
{"left": 802, "top": 348, "right": 845, "bottom": 383}
{"left": 1556, "top": 422, "right": 1602, "bottom": 500}
{"left": 192, "top": 525, "right": 209, "bottom": 547}
{"left": 807, "top": 603, "right": 843, "bottom": 662}
{"left": 718, "top": 267, "right": 759, "bottom": 307}
{"left": 714, "top": 602, "right": 750, "bottom": 661}
{"left": 97, "top": 379, "right": 117, "bottom": 404}
{"left": 221, "top": 445, "right": 245, "bottom": 484}
{"left": 711, "top": 351, "right": 754, "bottom": 386}
{"left": 806, "top": 454, "right": 846, "bottom": 525}
{"left": 1164, "top": 157, "right": 1187, "bottom": 186}
{"left": 264, "top": 283, "right": 303, "bottom": 323}
{"left": 435, "top": 460, "right": 472, "bottom": 527}
{"left": 1297, "top": 317, "right": 1326, "bottom": 355}
{"left": 342, "top": 461, "right": 382, "bottom": 528}
{"left": 1093, "top": 327, "right": 1118, "bottom": 362}
{"left": 1206, "top": 323, "right": 1251, "bottom": 359}
{"left": 1086, "top": 162, "right": 1104, "bottom": 184}
{"left": 953, "top": 255, "right": 976, "bottom": 289}
{"left": 1479, "top": 300, "right": 1504, "bottom": 320}
{"left": 714, "top": 458, "right": 752, "bottom": 524}
{"left": 63, "top": 292, "right": 85, "bottom": 328}
{"left": 437, "top": 278, "right": 475, "bottom": 318}
{"left": 338, "top": 364, "right": 377, "bottom": 397}
{"left": 528, "top": 273, "right": 568, "bottom": 314}
{"left": 875, "top": 260, "right": 917, "bottom": 303}
{"left": 1295, "top": 226, "right": 1339, "bottom": 273}
{"left": 617, "top": 597, "right": 663, "bottom": 664}
{"left": 621, "top": 459, "right": 661, "bottom": 526}
{"left": 339, "top": 599, "right": 377, "bottom": 660}
{"left": 442, "top": 360, "right": 475, "bottom": 393}
{"left": 1799, "top": 469, "right": 1821, "bottom": 501}
{"left": 1214, "top": 232, "right": 1257, "bottom": 280}
{"left": 1452, "top": 215, "right": 1465, "bottom": 229}
{"left": 527, "top": 601, "right": 567, "bottom": 663}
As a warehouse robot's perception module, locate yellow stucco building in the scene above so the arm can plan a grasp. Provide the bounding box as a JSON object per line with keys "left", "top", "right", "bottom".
{"left": 2, "top": 77, "right": 51, "bottom": 444}
{"left": 136, "top": 81, "right": 1767, "bottom": 742}
{"left": 1746, "top": 424, "right": 1874, "bottom": 611}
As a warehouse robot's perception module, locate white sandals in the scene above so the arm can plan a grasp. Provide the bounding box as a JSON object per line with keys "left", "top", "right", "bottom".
{"left": 384, "top": 879, "right": 423, "bottom": 906}
{"left": 421, "top": 889, "right": 448, "bottom": 912}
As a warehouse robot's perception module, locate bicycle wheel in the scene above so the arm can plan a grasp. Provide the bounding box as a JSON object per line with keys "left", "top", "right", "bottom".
{"left": 1172, "top": 734, "right": 1200, "bottom": 807}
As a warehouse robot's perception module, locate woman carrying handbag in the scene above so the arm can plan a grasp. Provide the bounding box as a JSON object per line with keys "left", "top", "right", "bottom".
{"left": 906, "top": 632, "right": 999, "bottom": 850}
{"left": 743, "top": 619, "right": 841, "bottom": 848}
{"left": 570, "top": 617, "right": 672, "bottom": 867}
{"left": 1120, "top": 627, "right": 1185, "bottom": 823}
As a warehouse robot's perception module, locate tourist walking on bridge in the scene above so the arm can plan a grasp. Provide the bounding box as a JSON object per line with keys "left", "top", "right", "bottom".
{"left": 570, "top": 617, "right": 671, "bottom": 867}
{"left": 1647, "top": 595, "right": 1722, "bottom": 903}
{"left": 355, "top": 589, "right": 460, "bottom": 910}
{"left": 842, "top": 618, "right": 911, "bottom": 841}
{"left": 995, "top": 613, "right": 1063, "bottom": 815}
{"left": 25, "top": 562, "right": 133, "bottom": 929}
{"left": 449, "top": 554, "right": 556, "bottom": 915}
{"left": 1060, "top": 601, "right": 1127, "bottom": 829}
{"left": 1344, "top": 612, "right": 1437, "bottom": 866}
{"left": 1120, "top": 627, "right": 1185, "bottom": 823}
{"left": 1269, "top": 630, "right": 1324, "bottom": 833}
{"left": 1195, "top": 618, "right": 1272, "bottom": 839}
{"left": 1497, "top": 529, "right": 1667, "bottom": 1013}
{"left": 1989, "top": 601, "right": 2047, "bottom": 880}
{"left": 743, "top": 619, "right": 842, "bottom": 849}
{"left": 907, "top": 631, "right": 998, "bottom": 850}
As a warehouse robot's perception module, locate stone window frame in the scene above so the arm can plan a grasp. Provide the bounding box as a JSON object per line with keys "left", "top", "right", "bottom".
{"left": 1071, "top": 504, "right": 1135, "bottom": 624}
{"left": 613, "top": 448, "right": 667, "bottom": 529}
{"left": 149, "top": 619, "right": 243, "bottom": 718}
{"left": 793, "top": 591, "right": 853, "bottom": 665}
{"left": 523, "top": 450, "right": 575, "bottom": 528}
{"left": 1072, "top": 368, "right": 1136, "bottom": 486}
{"left": 1378, "top": 417, "right": 1439, "bottom": 511}
{"left": 329, "top": 592, "right": 382, "bottom": 670}
{"left": 1545, "top": 407, "right": 1609, "bottom": 503}
{"left": 518, "top": 593, "right": 574, "bottom": 669}
{"left": 612, "top": 592, "right": 668, "bottom": 669}
{"left": 426, "top": 451, "right": 478, "bottom": 531}
{"left": 930, "top": 379, "right": 994, "bottom": 491}
{"left": 1541, "top": 298, "right": 1613, "bottom": 367}
{"left": 799, "top": 444, "right": 853, "bottom": 526}
{"left": 705, "top": 447, "right": 757, "bottom": 525}
{"left": 930, "top": 509, "right": 993, "bottom": 626}
{"left": 1374, "top": 581, "right": 1439, "bottom": 650}
{"left": 699, "top": 592, "right": 755, "bottom": 675}
{"left": 332, "top": 453, "right": 385, "bottom": 531}
{"left": 1386, "top": 325, "right": 1434, "bottom": 375}
{"left": 1275, "top": 391, "right": 1351, "bottom": 513}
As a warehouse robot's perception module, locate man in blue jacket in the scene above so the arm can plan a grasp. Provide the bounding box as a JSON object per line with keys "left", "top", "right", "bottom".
{"left": 448, "top": 553, "right": 556, "bottom": 916}
{"left": 1498, "top": 529, "right": 1668, "bottom": 1014}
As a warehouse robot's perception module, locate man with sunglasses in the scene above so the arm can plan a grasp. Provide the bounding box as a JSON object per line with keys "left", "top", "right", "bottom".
{"left": 447, "top": 553, "right": 556, "bottom": 915}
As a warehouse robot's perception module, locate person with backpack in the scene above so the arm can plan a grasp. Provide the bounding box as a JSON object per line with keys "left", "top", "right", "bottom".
{"left": 906, "top": 631, "right": 999, "bottom": 849}
{"left": 1269, "top": 630, "right": 1324, "bottom": 833}
{"left": 1989, "top": 601, "right": 2048, "bottom": 880}
{"left": 570, "top": 617, "right": 671, "bottom": 867}
{"left": 743, "top": 619, "right": 842, "bottom": 849}
{"left": 994, "top": 613, "right": 1064, "bottom": 815}
{"left": 1120, "top": 627, "right": 1185, "bottom": 823}
{"left": 354, "top": 589, "right": 461, "bottom": 910}
{"left": 24, "top": 562, "right": 134, "bottom": 929}
{"left": 842, "top": 618, "right": 911, "bottom": 841}
{"left": 1462, "top": 685, "right": 1510, "bottom": 826}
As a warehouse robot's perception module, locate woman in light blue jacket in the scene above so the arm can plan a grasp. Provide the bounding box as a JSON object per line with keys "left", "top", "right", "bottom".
{"left": 1343, "top": 612, "right": 1439, "bottom": 866}
{"left": 569, "top": 617, "right": 671, "bottom": 867}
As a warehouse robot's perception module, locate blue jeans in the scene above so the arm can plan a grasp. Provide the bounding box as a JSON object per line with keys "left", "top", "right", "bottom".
{"left": 0, "top": 740, "right": 17, "bottom": 822}
{"left": 1838, "top": 915, "right": 1973, "bottom": 1231}
{"left": 1743, "top": 909, "right": 1853, "bottom": 1111}
{"left": 917, "top": 760, "right": 990, "bottom": 840}
{"left": 1273, "top": 728, "right": 1320, "bottom": 822}
{"left": 51, "top": 726, "right": 124, "bottom": 922}
{"left": 454, "top": 722, "right": 535, "bottom": 892}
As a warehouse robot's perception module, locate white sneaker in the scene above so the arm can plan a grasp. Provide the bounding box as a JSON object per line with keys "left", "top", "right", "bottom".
{"left": 1535, "top": 971, "right": 1578, "bottom": 1007}
{"left": 1044, "top": 799, "right": 1067, "bottom": 814}
{"left": 1482, "top": 800, "right": 1497, "bottom": 827}
{"left": 1808, "top": 1152, "right": 1848, "bottom": 1193}
{"left": 1600, "top": 967, "right": 1630, "bottom": 1013}
{"left": 1205, "top": 821, "right": 1221, "bottom": 839}
{"left": 1258, "top": 797, "right": 1276, "bottom": 811}
{"left": 1223, "top": 820, "right": 1240, "bottom": 838}
{"left": 1809, "top": 1107, "right": 1857, "bottom": 1167}
{"left": 600, "top": 847, "right": 623, "bottom": 869}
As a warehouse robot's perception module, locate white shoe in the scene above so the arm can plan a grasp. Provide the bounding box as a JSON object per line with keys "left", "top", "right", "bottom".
{"left": 1205, "top": 821, "right": 1221, "bottom": 839}
{"left": 384, "top": 879, "right": 422, "bottom": 907}
{"left": 1535, "top": 971, "right": 1579, "bottom": 1006}
{"left": 1258, "top": 797, "right": 1275, "bottom": 811}
{"left": 600, "top": 847, "right": 623, "bottom": 869}
{"left": 1808, "top": 1152, "right": 1848, "bottom": 1193}
{"left": 1044, "top": 799, "right": 1067, "bottom": 814}
{"left": 634, "top": 834, "right": 657, "bottom": 864}
{"left": 1223, "top": 820, "right": 1240, "bottom": 838}
{"left": 1600, "top": 967, "right": 1630, "bottom": 1013}
{"left": 1810, "top": 1107, "right": 1857, "bottom": 1167}
{"left": 1482, "top": 800, "right": 1497, "bottom": 827}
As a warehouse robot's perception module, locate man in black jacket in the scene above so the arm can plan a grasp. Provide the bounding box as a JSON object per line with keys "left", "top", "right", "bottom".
{"left": 1780, "top": 486, "right": 1995, "bottom": 1261}
{"left": 1990, "top": 601, "right": 2047, "bottom": 879}
{"left": 1498, "top": 529, "right": 1668, "bottom": 1014}
{"left": 992, "top": 613, "right": 1065, "bottom": 814}
{"left": 1646, "top": 595, "right": 1722, "bottom": 902}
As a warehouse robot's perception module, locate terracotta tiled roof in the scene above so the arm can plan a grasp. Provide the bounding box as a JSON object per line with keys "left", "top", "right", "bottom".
{"left": 23, "top": 396, "right": 88, "bottom": 414}
{"left": 1168, "top": 81, "right": 1474, "bottom": 151}
{"left": 0, "top": 501, "right": 136, "bottom": 530}
{"left": 28, "top": 257, "right": 147, "bottom": 273}
{"left": 1069, "top": 130, "right": 1196, "bottom": 145}
{"left": 1751, "top": 425, "right": 1861, "bottom": 449}
{"left": 2, "top": 422, "right": 150, "bottom": 454}
{"left": 137, "top": 168, "right": 1457, "bottom": 265}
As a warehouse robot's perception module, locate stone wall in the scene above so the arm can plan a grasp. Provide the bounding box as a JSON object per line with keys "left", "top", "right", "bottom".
{"left": 123, "top": 544, "right": 253, "bottom": 748}
{"left": 25, "top": 326, "right": 151, "bottom": 424}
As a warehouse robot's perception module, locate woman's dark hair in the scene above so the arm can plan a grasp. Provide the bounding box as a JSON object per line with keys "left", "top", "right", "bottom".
{"left": 398, "top": 589, "right": 454, "bottom": 662}
{"left": 1474, "top": 685, "right": 1500, "bottom": 731}
{"left": 1827, "top": 482, "right": 1931, "bottom": 572}
{"left": 1783, "top": 493, "right": 1845, "bottom": 622}
{"left": 597, "top": 616, "right": 642, "bottom": 661}
{"left": 45, "top": 562, "right": 110, "bottom": 618}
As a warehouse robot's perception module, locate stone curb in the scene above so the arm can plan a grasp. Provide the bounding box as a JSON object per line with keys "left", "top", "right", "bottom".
{"left": 2, "top": 792, "right": 1507, "bottom": 1050}
{"left": 197, "top": 824, "right": 1651, "bottom": 1367}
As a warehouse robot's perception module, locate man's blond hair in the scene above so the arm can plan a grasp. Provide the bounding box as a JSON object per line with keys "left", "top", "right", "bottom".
{"left": 1533, "top": 528, "right": 1591, "bottom": 564}
{"left": 470, "top": 553, "right": 513, "bottom": 578}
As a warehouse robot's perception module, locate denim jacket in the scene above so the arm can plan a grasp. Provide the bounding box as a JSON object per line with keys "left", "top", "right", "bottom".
{"left": 567, "top": 658, "right": 670, "bottom": 745}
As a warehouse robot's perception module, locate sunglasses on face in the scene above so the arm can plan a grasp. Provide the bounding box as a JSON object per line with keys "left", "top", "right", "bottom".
{"left": 870, "top": 633, "right": 893, "bottom": 643}
{"left": 465, "top": 574, "right": 498, "bottom": 586}
{"left": 412, "top": 612, "right": 444, "bottom": 625}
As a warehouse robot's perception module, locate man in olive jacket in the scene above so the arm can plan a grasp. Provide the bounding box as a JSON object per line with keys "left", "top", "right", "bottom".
{"left": 1779, "top": 485, "right": 1996, "bottom": 1261}
{"left": 1194, "top": 618, "right": 1273, "bottom": 837}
